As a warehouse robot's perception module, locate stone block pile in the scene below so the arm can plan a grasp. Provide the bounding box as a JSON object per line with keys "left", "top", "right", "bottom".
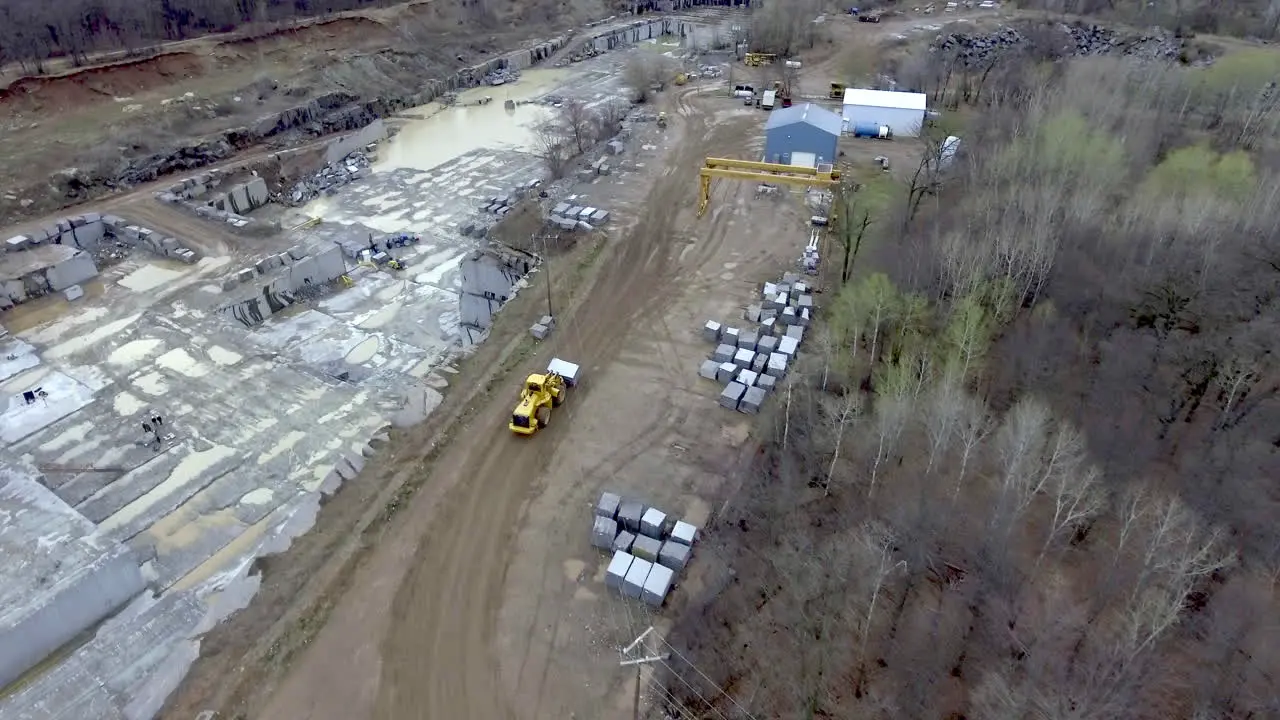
{"left": 932, "top": 21, "right": 1185, "bottom": 66}
{"left": 484, "top": 67, "right": 521, "bottom": 86}
{"left": 549, "top": 202, "right": 610, "bottom": 232}
{"left": 155, "top": 170, "right": 271, "bottom": 228}
{"left": 283, "top": 150, "right": 374, "bottom": 207}
{"left": 698, "top": 272, "right": 816, "bottom": 414}
{"left": 104, "top": 216, "right": 201, "bottom": 265}
{"left": 593, "top": 491, "right": 699, "bottom": 608}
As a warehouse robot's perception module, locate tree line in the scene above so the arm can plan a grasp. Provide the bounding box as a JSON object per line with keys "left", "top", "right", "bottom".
{"left": 0, "top": 0, "right": 409, "bottom": 73}
{"left": 660, "top": 24, "right": 1280, "bottom": 720}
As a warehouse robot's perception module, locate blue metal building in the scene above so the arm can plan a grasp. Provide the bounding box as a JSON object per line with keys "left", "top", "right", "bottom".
{"left": 762, "top": 103, "right": 842, "bottom": 167}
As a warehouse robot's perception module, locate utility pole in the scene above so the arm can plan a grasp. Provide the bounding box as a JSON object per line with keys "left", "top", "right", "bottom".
{"left": 620, "top": 626, "right": 668, "bottom": 720}
{"left": 533, "top": 233, "right": 558, "bottom": 319}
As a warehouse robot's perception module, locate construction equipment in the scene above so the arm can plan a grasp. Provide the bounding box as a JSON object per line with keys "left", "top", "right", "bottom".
{"left": 359, "top": 249, "right": 404, "bottom": 271}
{"left": 829, "top": 82, "right": 847, "bottom": 99}
{"left": 761, "top": 89, "right": 777, "bottom": 110}
{"left": 657, "top": 112, "right": 668, "bottom": 129}
{"left": 744, "top": 53, "right": 776, "bottom": 67}
{"left": 674, "top": 72, "right": 688, "bottom": 86}
{"left": 858, "top": 12, "right": 882, "bottom": 22}
{"left": 697, "top": 157, "right": 841, "bottom": 217}
{"left": 509, "top": 358, "right": 581, "bottom": 435}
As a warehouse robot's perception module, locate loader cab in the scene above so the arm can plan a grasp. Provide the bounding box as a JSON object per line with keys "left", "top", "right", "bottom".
{"left": 525, "top": 373, "right": 548, "bottom": 394}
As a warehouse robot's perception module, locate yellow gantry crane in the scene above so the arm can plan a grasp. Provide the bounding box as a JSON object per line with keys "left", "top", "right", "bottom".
{"left": 697, "top": 157, "right": 842, "bottom": 217}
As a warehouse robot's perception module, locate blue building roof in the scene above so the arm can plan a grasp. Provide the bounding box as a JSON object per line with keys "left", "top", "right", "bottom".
{"left": 764, "top": 103, "right": 843, "bottom": 137}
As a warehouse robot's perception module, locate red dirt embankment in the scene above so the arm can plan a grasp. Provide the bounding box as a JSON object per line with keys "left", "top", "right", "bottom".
{"left": 0, "top": 52, "right": 206, "bottom": 114}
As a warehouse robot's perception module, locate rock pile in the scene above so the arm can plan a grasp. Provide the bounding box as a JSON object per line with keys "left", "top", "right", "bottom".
{"left": 484, "top": 67, "right": 521, "bottom": 85}
{"left": 283, "top": 150, "right": 373, "bottom": 206}
{"left": 933, "top": 22, "right": 1183, "bottom": 64}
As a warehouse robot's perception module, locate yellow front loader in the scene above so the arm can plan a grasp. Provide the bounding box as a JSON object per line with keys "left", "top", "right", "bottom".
{"left": 509, "top": 358, "right": 581, "bottom": 435}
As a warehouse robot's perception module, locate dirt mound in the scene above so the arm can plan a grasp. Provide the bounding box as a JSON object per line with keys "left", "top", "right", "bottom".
{"left": 0, "top": 53, "right": 206, "bottom": 115}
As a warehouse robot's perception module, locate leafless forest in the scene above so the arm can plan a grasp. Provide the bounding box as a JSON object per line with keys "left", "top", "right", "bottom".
{"left": 663, "top": 24, "right": 1280, "bottom": 720}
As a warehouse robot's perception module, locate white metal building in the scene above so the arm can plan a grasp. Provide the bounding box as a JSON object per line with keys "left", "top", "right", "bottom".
{"left": 842, "top": 88, "right": 927, "bottom": 138}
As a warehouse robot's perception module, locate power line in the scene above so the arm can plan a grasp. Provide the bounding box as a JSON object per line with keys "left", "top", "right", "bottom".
{"left": 659, "top": 636, "right": 761, "bottom": 720}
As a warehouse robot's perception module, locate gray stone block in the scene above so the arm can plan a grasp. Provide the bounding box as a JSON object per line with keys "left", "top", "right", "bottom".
{"left": 712, "top": 343, "right": 735, "bottom": 364}
{"left": 715, "top": 362, "right": 737, "bottom": 383}
{"left": 732, "top": 348, "right": 755, "bottom": 369}
{"left": 798, "top": 294, "right": 814, "bottom": 312}
{"left": 786, "top": 325, "right": 804, "bottom": 341}
{"left": 720, "top": 382, "right": 747, "bottom": 410}
{"left": 642, "top": 563, "right": 674, "bottom": 607}
{"left": 702, "top": 320, "right": 722, "bottom": 342}
{"left": 632, "top": 534, "right": 662, "bottom": 562}
{"left": 778, "top": 336, "right": 799, "bottom": 357}
{"left": 623, "top": 557, "right": 652, "bottom": 599}
{"left": 641, "top": 508, "right": 667, "bottom": 538}
{"left": 757, "top": 335, "right": 778, "bottom": 355}
{"left": 780, "top": 306, "right": 797, "bottom": 325}
{"left": 745, "top": 304, "right": 762, "bottom": 323}
{"left": 597, "top": 491, "right": 621, "bottom": 519}
{"left": 798, "top": 307, "right": 811, "bottom": 327}
{"left": 767, "top": 352, "right": 789, "bottom": 377}
{"left": 736, "top": 369, "right": 758, "bottom": 387}
{"left": 699, "top": 359, "right": 719, "bottom": 380}
{"left": 757, "top": 373, "right": 777, "bottom": 392}
{"left": 740, "top": 386, "right": 766, "bottom": 414}
{"left": 723, "top": 326, "right": 740, "bottom": 343}
{"left": 552, "top": 202, "right": 571, "bottom": 215}
{"left": 738, "top": 330, "right": 758, "bottom": 352}
{"left": 592, "top": 515, "right": 618, "bottom": 550}
{"left": 617, "top": 500, "right": 646, "bottom": 533}
{"left": 760, "top": 317, "right": 776, "bottom": 335}
{"left": 530, "top": 323, "right": 550, "bottom": 340}
{"left": 670, "top": 520, "right": 698, "bottom": 546}
{"left": 612, "top": 530, "right": 636, "bottom": 553}
{"left": 751, "top": 353, "right": 767, "bottom": 373}
{"left": 606, "top": 551, "right": 634, "bottom": 592}
{"left": 658, "top": 540, "right": 691, "bottom": 571}
{"left": 237, "top": 268, "right": 255, "bottom": 283}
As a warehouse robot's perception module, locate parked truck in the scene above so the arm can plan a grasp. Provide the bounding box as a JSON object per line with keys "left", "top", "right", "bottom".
{"left": 761, "top": 89, "right": 777, "bottom": 110}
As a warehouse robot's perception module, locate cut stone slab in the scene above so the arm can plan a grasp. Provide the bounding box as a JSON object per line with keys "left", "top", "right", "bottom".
{"left": 623, "top": 557, "right": 653, "bottom": 599}
{"left": 642, "top": 563, "right": 675, "bottom": 607}
{"left": 740, "top": 386, "right": 766, "bottom": 414}
{"left": 757, "top": 373, "right": 777, "bottom": 392}
{"left": 715, "top": 362, "right": 737, "bottom": 383}
{"left": 798, "top": 294, "right": 814, "bottom": 312}
{"left": 712, "top": 343, "right": 735, "bottom": 364}
{"left": 732, "top": 348, "right": 755, "bottom": 369}
{"left": 670, "top": 520, "right": 698, "bottom": 546}
{"left": 606, "top": 551, "right": 635, "bottom": 592}
{"left": 745, "top": 304, "right": 762, "bottom": 323}
{"left": 64, "top": 285, "right": 85, "bottom": 301}
{"left": 597, "top": 491, "right": 621, "bottom": 519}
{"left": 702, "top": 320, "right": 722, "bottom": 342}
{"left": 530, "top": 323, "right": 550, "bottom": 340}
{"left": 786, "top": 325, "right": 804, "bottom": 341}
{"left": 723, "top": 327, "right": 740, "bottom": 343}
{"left": 798, "top": 307, "right": 811, "bottom": 327}
{"left": 751, "top": 353, "right": 767, "bottom": 373}
{"left": 699, "top": 359, "right": 719, "bottom": 380}
{"left": 763, "top": 281, "right": 778, "bottom": 297}
{"left": 592, "top": 516, "right": 618, "bottom": 550}
{"left": 780, "top": 306, "right": 797, "bottom": 325}
{"left": 641, "top": 507, "right": 667, "bottom": 538}
{"left": 617, "top": 500, "right": 646, "bottom": 533}
{"left": 632, "top": 534, "right": 662, "bottom": 562}
{"left": 759, "top": 317, "right": 776, "bottom": 334}
{"left": 612, "top": 530, "right": 636, "bottom": 553}
{"left": 738, "top": 330, "right": 758, "bottom": 352}
{"left": 737, "top": 369, "right": 758, "bottom": 387}
{"left": 720, "top": 382, "right": 747, "bottom": 410}
{"left": 659, "top": 540, "right": 692, "bottom": 571}
{"left": 757, "top": 335, "right": 778, "bottom": 354}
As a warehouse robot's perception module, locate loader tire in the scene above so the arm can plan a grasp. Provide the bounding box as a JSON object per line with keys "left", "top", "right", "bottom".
{"left": 536, "top": 406, "right": 551, "bottom": 428}
{"left": 552, "top": 387, "right": 567, "bottom": 407}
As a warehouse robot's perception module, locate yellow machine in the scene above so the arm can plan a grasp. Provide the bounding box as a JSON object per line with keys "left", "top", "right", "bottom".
{"left": 510, "top": 358, "right": 581, "bottom": 435}
{"left": 829, "top": 82, "right": 846, "bottom": 99}
{"left": 674, "top": 72, "right": 688, "bottom": 86}
{"left": 697, "top": 157, "right": 841, "bottom": 217}
{"left": 744, "top": 53, "right": 776, "bottom": 67}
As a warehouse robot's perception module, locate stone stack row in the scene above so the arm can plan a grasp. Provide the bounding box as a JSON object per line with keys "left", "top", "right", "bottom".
{"left": 697, "top": 272, "right": 817, "bottom": 413}
{"left": 592, "top": 491, "right": 699, "bottom": 608}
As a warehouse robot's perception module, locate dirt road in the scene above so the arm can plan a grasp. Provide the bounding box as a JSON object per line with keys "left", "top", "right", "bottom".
{"left": 249, "top": 80, "right": 818, "bottom": 719}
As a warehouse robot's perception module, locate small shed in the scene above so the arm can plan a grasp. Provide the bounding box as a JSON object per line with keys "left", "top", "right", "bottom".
{"left": 841, "top": 88, "right": 927, "bottom": 138}
{"left": 763, "top": 103, "right": 842, "bottom": 166}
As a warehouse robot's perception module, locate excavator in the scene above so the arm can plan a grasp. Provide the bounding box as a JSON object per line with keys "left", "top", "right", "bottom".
{"left": 509, "top": 358, "right": 581, "bottom": 435}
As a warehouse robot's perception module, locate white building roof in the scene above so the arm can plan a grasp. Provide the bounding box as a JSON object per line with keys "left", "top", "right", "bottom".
{"left": 842, "top": 88, "right": 927, "bottom": 111}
